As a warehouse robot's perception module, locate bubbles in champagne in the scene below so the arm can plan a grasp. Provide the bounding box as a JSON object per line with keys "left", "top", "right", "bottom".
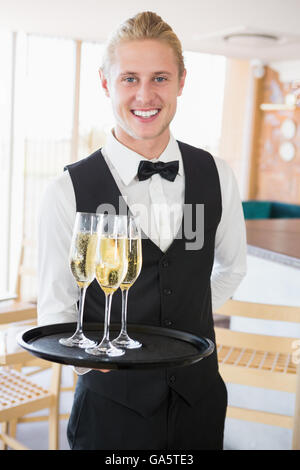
{"left": 70, "top": 232, "right": 97, "bottom": 288}
{"left": 121, "top": 238, "right": 142, "bottom": 288}
{"left": 96, "top": 237, "right": 127, "bottom": 294}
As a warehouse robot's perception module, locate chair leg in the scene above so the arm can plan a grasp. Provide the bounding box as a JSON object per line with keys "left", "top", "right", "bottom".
{"left": 48, "top": 364, "right": 62, "bottom": 450}
{"left": 292, "top": 364, "right": 300, "bottom": 450}
{"left": 0, "top": 432, "right": 29, "bottom": 450}
{"left": 0, "top": 423, "right": 8, "bottom": 450}
{"left": 0, "top": 421, "right": 21, "bottom": 450}
{"left": 8, "top": 419, "right": 18, "bottom": 439}
{"left": 73, "top": 370, "right": 78, "bottom": 391}
{"left": 48, "top": 402, "right": 59, "bottom": 450}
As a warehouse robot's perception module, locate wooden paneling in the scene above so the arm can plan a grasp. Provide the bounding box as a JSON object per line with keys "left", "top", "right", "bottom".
{"left": 219, "top": 59, "right": 252, "bottom": 190}
{"left": 246, "top": 71, "right": 265, "bottom": 200}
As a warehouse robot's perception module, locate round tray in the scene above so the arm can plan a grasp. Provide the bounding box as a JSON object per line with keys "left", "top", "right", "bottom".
{"left": 17, "top": 322, "right": 214, "bottom": 370}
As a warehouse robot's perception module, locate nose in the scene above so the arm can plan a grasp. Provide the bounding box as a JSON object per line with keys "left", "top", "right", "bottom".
{"left": 135, "top": 80, "right": 155, "bottom": 105}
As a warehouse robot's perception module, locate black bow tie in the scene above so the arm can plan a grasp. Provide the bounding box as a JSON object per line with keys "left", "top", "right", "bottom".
{"left": 137, "top": 160, "right": 179, "bottom": 182}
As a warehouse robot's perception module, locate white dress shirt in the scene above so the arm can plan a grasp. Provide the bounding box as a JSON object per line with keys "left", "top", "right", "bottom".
{"left": 37, "top": 131, "right": 247, "bottom": 328}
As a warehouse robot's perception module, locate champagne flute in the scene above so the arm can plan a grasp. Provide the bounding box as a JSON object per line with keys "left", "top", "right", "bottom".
{"left": 112, "top": 215, "right": 143, "bottom": 349}
{"left": 85, "top": 214, "right": 128, "bottom": 357}
{"left": 59, "top": 212, "right": 99, "bottom": 348}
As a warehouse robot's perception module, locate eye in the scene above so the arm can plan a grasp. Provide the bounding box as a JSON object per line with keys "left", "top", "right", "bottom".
{"left": 123, "top": 77, "right": 136, "bottom": 83}
{"left": 154, "top": 76, "right": 167, "bottom": 83}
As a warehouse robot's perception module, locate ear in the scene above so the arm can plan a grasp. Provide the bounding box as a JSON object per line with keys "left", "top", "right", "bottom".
{"left": 178, "top": 68, "right": 187, "bottom": 97}
{"left": 99, "top": 68, "right": 110, "bottom": 98}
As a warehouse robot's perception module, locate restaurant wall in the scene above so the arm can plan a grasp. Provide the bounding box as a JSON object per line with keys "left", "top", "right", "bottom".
{"left": 255, "top": 67, "right": 300, "bottom": 203}
{"left": 219, "top": 60, "right": 300, "bottom": 204}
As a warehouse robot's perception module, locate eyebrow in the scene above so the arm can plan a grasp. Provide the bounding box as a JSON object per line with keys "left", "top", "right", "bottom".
{"left": 153, "top": 71, "right": 172, "bottom": 76}
{"left": 119, "top": 71, "right": 173, "bottom": 77}
{"left": 119, "top": 72, "right": 137, "bottom": 76}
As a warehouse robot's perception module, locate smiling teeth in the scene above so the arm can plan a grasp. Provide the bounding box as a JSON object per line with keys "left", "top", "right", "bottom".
{"left": 133, "top": 110, "right": 159, "bottom": 117}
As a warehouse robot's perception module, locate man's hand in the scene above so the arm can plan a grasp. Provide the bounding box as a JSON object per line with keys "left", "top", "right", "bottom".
{"left": 91, "top": 368, "right": 111, "bottom": 373}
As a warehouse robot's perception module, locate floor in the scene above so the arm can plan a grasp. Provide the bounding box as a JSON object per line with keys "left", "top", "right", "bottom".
{"left": 7, "top": 364, "right": 293, "bottom": 450}
{"left": 224, "top": 383, "right": 293, "bottom": 450}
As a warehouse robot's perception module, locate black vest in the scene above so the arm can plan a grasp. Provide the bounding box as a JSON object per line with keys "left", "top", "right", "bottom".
{"left": 66, "top": 141, "right": 222, "bottom": 417}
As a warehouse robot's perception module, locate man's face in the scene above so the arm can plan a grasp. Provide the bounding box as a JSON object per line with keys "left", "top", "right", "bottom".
{"left": 100, "top": 39, "right": 186, "bottom": 145}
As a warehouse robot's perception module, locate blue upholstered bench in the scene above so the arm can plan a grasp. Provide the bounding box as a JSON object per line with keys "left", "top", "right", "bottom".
{"left": 242, "top": 201, "right": 300, "bottom": 220}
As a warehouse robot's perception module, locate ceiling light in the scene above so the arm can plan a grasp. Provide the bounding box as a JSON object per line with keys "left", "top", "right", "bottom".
{"left": 224, "top": 33, "right": 279, "bottom": 47}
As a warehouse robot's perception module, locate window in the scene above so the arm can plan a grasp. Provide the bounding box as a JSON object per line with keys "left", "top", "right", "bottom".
{"left": 21, "top": 35, "right": 76, "bottom": 300}
{"left": 0, "top": 31, "right": 13, "bottom": 298}
{"left": 172, "top": 50, "right": 226, "bottom": 155}
{"left": 78, "top": 41, "right": 114, "bottom": 160}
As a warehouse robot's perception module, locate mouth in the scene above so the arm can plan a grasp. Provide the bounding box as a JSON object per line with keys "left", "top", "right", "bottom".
{"left": 130, "top": 108, "right": 161, "bottom": 121}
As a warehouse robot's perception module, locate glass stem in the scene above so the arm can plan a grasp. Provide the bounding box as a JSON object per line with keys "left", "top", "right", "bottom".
{"left": 103, "top": 293, "right": 113, "bottom": 343}
{"left": 120, "top": 287, "right": 129, "bottom": 336}
{"left": 76, "top": 287, "right": 87, "bottom": 335}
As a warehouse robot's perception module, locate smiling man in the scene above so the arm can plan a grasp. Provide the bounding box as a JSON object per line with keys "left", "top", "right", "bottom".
{"left": 38, "top": 11, "right": 247, "bottom": 450}
{"left": 101, "top": 38, "right": 186, "bottom": 155}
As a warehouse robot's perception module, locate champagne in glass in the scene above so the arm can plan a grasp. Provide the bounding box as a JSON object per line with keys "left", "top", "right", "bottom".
{"left": 86, "top": 214, "right": 128, "bottom": 357}
{"left": 112, "top": 216, "right": 143, "bottom": 349}
{"left": 59, "top": 212, "right": 99, "bottom": 348}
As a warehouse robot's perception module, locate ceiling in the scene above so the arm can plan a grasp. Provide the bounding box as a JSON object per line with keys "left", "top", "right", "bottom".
{"left": 1, "top": 0, "right": 300, "bottom": 63}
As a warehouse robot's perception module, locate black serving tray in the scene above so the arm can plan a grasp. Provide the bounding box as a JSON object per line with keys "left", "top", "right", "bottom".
{"left": 17, "top": 322, "right": 214, "bottom": 370}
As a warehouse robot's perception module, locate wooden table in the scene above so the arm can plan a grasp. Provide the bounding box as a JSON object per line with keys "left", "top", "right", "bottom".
{"left": 0, "top": 301, "right": 37, "bottom": 365}
{"left": 0, "top": 322, "right": 36, "bottom": 366}
{"left": 0, "top": 301, "right": 36, "bottom": 325}
{"left": 245, "top": 218, "right": 300, "bottom": 269}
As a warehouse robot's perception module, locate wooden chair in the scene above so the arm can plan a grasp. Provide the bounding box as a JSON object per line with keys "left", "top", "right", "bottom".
{"left": 0, "top": 235, "right": 77, "bottom": 419}
{"left": 215, "top": 299, "right": 300, "bottom": 450}
{"left": 0, "top": 238, "right": 76, "bottom": 446}
{"left": 0, "top": 318, "right": 78, "bottom": 448}
{"left": 0, "top": 363, "right": 62, "bottom": 450}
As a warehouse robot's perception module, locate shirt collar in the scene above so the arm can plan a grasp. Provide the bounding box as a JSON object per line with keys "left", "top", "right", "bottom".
{"left": 103, "top": 129, "right": 183, "bottom": 186}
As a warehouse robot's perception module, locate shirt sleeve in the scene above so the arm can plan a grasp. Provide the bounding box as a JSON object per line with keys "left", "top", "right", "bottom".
{"left": 37, "top": 171, "right": 79, "bottom": 326}
{"left": 211, "top": 158, "right": 247, "bottom": 312}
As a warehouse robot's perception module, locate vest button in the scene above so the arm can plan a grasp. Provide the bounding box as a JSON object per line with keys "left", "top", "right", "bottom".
{"left": 169, "top": 375, "right": 176, "bottom": 384}
{"left": 162, "top": 259, "right": 169, "bottom": 268}
{"left": 163, "top": 288, "right": 172, "bottom": 295}
{"left": 163, "top": 319, "right": 173, "bottom": 327}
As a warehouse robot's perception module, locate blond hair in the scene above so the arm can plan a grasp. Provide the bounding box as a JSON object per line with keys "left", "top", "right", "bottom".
{"left": 101, "top": 11, "right": 185, "bottom": 78}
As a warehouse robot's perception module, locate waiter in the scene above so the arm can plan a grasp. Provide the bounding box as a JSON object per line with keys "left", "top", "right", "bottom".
{"left": 38, "top": 11, "right": 247, "bottom": 450}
